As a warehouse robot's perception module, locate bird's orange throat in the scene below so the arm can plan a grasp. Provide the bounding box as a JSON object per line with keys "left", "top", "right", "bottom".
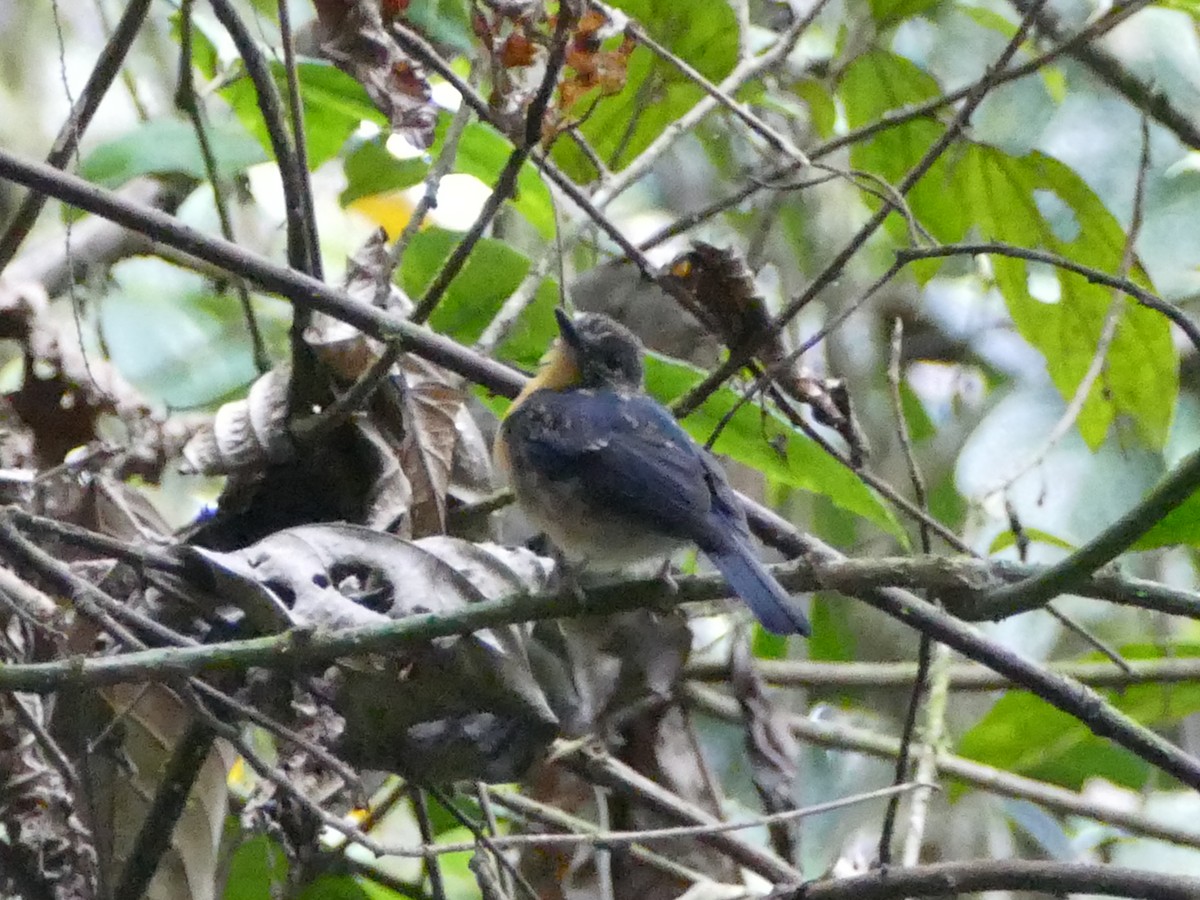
{"left": 507, "top": 342, "right": 581, "bottom": 412}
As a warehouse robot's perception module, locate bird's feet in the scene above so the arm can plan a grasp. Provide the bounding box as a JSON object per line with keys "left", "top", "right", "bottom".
{"left": 549, "top": 551, "right": 590, "bottom": 608}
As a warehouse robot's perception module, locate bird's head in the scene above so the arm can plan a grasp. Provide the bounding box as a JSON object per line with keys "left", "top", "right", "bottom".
{"left": 523, "top": 309, "right": 644, "bottom": 396}
{"left": 553, "top": 309, "right": 644, "bottom": 390}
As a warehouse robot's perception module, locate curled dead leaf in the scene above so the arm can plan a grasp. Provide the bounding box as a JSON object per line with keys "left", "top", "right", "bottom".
{"left": 317, "top": 0, "right": 438, "bottom": 149}
{"left": 183, "top": 525, "right": 559, "bottom": 783}
{"left": 662, "top": 242, "right": 869, "bottom": 463}
{"left": 182, "top": 368, "right": 294, "bottom": 475}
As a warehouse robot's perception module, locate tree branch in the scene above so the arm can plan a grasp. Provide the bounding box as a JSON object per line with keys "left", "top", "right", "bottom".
{"left": 794, "top": 859, "right": 1200, "bottom": 899}
{"left": 689, "top": 682, "right": 1200, "bottom": 851}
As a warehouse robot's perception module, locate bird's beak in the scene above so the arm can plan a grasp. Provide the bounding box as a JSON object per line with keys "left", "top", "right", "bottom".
{"left": 554, "top": 307, "right": 581, "bottom": 350}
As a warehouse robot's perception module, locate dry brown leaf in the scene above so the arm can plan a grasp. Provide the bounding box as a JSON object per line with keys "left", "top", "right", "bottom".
{"left": 181, "top": 367, "right": 294, "bottom": 475}
{"left": 393, "top": 355, "right": 467, "bottom": 536}
{"left": 96, "top": 683, "right": 235, "bottom": 900}
{"left": 316, "top": 0, "right": 438, "bottom": 149}
{"left": 662, "top": 242, "right": 869, "bottom": 463}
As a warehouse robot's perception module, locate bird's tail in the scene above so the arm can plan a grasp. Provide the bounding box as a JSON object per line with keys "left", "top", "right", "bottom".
{"left": 704, "top": 537, "right": 811, "bottom": 636}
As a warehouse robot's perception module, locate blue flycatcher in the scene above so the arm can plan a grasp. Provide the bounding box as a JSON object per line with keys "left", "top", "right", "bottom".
{"left": 494, "top": 309, "right": 810, "bottom": 636}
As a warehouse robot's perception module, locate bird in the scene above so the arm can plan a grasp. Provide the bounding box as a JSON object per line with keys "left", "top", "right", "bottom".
{"left": 494, "top": 308, "right": 811, "bottom": 636}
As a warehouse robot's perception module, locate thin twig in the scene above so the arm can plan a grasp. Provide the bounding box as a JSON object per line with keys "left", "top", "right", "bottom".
{"left": 589, "top": 0, "right": 825, "bottom": 212}
{"left": 800, "top": 859, "right": 1200, "bottom": 899}
{"left": 877, "top": 318, "right": 938, "bottom": 866}
{"left": 113, "top": 721, "right": 216, "bottom": 900}
{"left": 386, "top": 74, "right": 476, "bottom": 281}
{"left": 409, "top": 9, "right": 576, "bottom": 324}
{"left": 413, "top": 789, "right": 448, "bottom": 900}
{"left": 176, "top": 0, "right": 271, "bottom": 373}
{"left": 672, "top": 0, "right": 1056, "bottom": 418}
{"left": 1009, "top": 0, "right": 1200, "bottom": 151}
{"left": 686, "top": 655, "right": 1200, "bottom": 691}
{"left": 634, "top": 0, "right": 1151, "bottom": 253}
{"left": 687, "top": 683, "right": 1200, "bottom": 851}
{"left": 483, "top": 787, "right": 712, "bottom": 885}
{"left": 207, "top": 0, "right": 311, "bottom": 278}
{"left": 276, "top": 0, "right": 322, "bottom": 280}
{"left": 5, "top": 550, "right": 1200, "bottom": 692}
{"left": 0, "top": 0, "right": 155, "bottom": 270}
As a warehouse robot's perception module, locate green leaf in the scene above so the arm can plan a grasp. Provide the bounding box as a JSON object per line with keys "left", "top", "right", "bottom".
{"left": 339, "top": 117, "right": 554, "bottom": 237}
{"left": 611, "top": 0, "right": 740, "bottom": 81}
{"left": 398, "top": 228, "right": 532, "bottom": 343}
{"left": 869, "top": 0, "right": 944, "bottom": 26}
{"left": 807, "top": 592, "right": 859, "bottom": 662}
{"left": 645, "top": 357, "right": 906, "bottom": 539}
{"left": 553, "top": 0, "right": 739, "bottom": 180}
{"left": 957, "top": 644, "right": 1200, "bottom": 790}
{"left": 222, "top": 835, "right": 287, "bottom": 900}
{"left": 1134, "top": 488, "right": 1200, "bottom": 549}
{"left": 221, "top": 59, "right": 384, "bottom": 168}
{"left": 838, "top": 50, "right": 969, "bottom": 277}
{"left": 897, "top": 381, "right": 936, "bottom": 443}
{"left": 839, "top": 55, "right": 1178, "bottom": 451}
{"left": 495, "top": 280, "right": 562, "bottom": 368}
{"left": 988, "top": 527, "right": 1076, "bottom": 554}
{"left": 793, "top": 78, "right": 837, "bottom": 140}
{"left": 455, "top": 123, "right": 555, "bottom": 238}
{"left": 295, "top": 875, "right": 372, "bottom": 900}
{"left": 80, "top": 118, "right": 267, "bottom": 188}
{"left": 753, "top": 627, "right": 789, "bottom": 659}
{"left": 340, "top": 137, "right": 429, "bottom": 206}
{"left": 958, "top": 146, "right": 1178, "bottom": 449}
{"left": 404, "top": 0, "right": 474, "bottom": 51}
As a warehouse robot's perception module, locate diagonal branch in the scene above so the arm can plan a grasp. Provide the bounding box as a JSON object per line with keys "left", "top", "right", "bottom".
{"left": 798, "top": 859, "right": 1200, "bottom": 899}
{"left": 409, "top": 7, "right": 576, "bottom": 324}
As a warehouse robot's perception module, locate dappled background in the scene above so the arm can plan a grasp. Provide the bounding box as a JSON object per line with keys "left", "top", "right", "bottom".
{"left": 1, "top": 0, "right": 1200, "bottom": 898}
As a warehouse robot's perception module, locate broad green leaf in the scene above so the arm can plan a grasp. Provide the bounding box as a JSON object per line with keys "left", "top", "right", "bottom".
{"left": 958, "top": 146, "right": 1177, "bottom": 449}
{"left": 398, "top": 228, "right": 532, "bottom": 343}
{"left": 793, "top": 78, "right": 837, "bottom": 140}
{"left": 838, "top": 50, "right": 969, "bottom": 276}
{"left": 1134, "top": 488, "right": 1200, "bottom": 549}
{"left": 341, "top": 137, "right": 429, "bottom": 206}
{"left": 610, "top": 0, "right": 740, "bottom": 81}
{"left": 495, "top": 280, "right": 561, "bottom": 368}
{"left": 957, "top": 644, "right": 1200, "bottom": 790}
{"left": 222, "top": 835, "right": 287, "bottom": 900}
{"left": 554, "top": 0, "right": 739, "bottom": 180}
{"left": 988, "top": 527, "right": 1076, "bottom": 554}
{"left": 553, "top": 51, "right": 707, "bottom": 178}
{"left": 221, "top": 60, "right": 384, "bottom": 168}
{"left": 340, "top": 118, "right": 553, "bottom": 237}
{"left": 80, "top": 118, "right": 266, "bottom": 188}
{"left": 753, "top": 628, "right": 789, "bottom": 659}
{"left": 455, "top": 123, "right": 555, "bottom": 238}
{"left": 869, "top": 0, "right": 944, "bottom": 26}
{"left": 404, "top": 0, "right": 473, "bottom": 51}
{"left": 807, "top": 592, "right": 859, "bottom": 662}
{"left": 957, "top": 5, "right": 1018, "bottom": 38}
{"left": 295, "top": 875, "right": 372, "bottom": 900}
{"left": 898, "top": 381, "right": 936, "bottom": 442}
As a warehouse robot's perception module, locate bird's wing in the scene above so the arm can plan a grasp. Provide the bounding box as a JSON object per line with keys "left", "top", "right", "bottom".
{"left": 511, "top": 390, "right": 730, "bottom": 543}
